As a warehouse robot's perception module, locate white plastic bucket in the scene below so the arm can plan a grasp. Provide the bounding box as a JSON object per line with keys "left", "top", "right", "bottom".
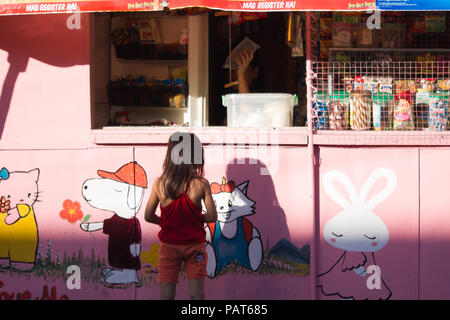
{"left": 222, "top": 93, "right": 297, "bottom": 128}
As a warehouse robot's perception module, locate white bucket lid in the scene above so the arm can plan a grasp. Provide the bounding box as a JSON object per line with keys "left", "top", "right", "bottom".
{"left": 222, "top": 93, "right": 298, "bottom": 107}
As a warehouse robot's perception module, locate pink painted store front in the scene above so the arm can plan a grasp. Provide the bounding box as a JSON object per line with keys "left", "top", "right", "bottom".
{"left": 0, "top": 1, "right": 450, "bottom": 300}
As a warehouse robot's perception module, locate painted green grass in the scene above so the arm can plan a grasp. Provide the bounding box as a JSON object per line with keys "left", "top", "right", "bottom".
{"left": 0, "top": 241, "right": 107, "bottom": 284}
{"left": 0, "top": 241, "right": 309, "bottom": 288}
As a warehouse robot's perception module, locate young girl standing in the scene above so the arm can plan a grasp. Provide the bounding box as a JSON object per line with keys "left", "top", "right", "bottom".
{"left": 144, "top": 132, "right": 217, "bottom": 300}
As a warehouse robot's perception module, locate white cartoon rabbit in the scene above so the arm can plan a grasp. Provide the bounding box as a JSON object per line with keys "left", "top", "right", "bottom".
{"left": 317, "top": 168, "right": 396, "bottom": 300}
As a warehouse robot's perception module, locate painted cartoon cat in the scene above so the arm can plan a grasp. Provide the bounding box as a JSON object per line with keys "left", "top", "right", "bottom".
{"left": 0, "top": 167, "right": 40, "bottom": 271}
{"left": 203, "top": 178, "right": 263, "bottom": 278}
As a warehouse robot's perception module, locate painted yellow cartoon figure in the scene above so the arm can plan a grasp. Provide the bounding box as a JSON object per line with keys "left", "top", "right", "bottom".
{"left": 0, "top": 168, "right": 40, "bottom": 271}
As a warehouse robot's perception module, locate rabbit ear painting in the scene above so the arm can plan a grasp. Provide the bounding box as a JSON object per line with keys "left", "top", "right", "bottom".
{"left": 318, "top": 168, "right": 397, "bottom": 300}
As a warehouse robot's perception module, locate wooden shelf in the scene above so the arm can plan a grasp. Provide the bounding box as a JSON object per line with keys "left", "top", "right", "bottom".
{"left": 107, "top": 85, "right": 186, "bottom": 106}
{"left": 110, "top": 105, "right": 187, "bottom": 111}
{"left": 330, "top": 48, "right": 450, "bottom": 52}
{"left": 114, "top": 43, "right": 188, "bottom": 60}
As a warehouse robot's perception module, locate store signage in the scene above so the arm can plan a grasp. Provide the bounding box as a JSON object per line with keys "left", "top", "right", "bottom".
{"left": 376, "top": 0, "right": 450, "bottom": 10}
{"left": 0, "top": 0, "right": 377, "bottom": 15}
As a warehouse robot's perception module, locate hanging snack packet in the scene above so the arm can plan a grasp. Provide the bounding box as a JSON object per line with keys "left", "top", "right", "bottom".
{"left": 138, "top": 19, "right": 162, "bottom": 44}
{"left": 223, "top": 37, "right": 261, "bottom": 70}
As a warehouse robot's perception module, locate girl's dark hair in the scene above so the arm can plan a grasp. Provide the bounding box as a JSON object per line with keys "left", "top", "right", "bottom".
{"left": 160, "top": 132, "right": 204, "bottom": 199}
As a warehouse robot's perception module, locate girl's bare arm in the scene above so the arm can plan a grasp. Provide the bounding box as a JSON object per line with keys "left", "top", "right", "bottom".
{"left": 144, "top": 179, "right": 161, "bottom": 225}
{"left": 202, "top": 180, "right": 217, "bottom": 223}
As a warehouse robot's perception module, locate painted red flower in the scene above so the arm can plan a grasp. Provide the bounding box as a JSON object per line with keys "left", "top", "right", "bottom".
{"left": 60, "top": 199, "right": 83, "bottom": 223}
{"left": 0, "top": 196, "right": 10, "bottom": 213}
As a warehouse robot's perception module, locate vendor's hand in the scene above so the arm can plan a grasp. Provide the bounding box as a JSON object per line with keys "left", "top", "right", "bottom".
{"left": 236, "top": 50, "right": 254, "bottom": 76}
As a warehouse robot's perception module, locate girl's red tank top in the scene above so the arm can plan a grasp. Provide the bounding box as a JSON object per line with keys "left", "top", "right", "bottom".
{"left": 158, "top": 180, "right": 206, "bottom": 245}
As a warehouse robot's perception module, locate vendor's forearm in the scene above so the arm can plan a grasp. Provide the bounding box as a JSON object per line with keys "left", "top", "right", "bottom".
{"left": 238, "top": 74, "right": 250, "bottom": 93}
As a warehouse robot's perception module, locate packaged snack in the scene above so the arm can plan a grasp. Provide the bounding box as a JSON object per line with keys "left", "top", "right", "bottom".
{"left": 313, "top": 100, "right": 328, "bottom": 130}
{"left": 169, "top": 94, "right": 186, "bottom": 108}
{"left": 366, "top": 77, "right": 378, "bottom": 94}
{"left": 343, "top": 78, "right": 354, "bottom": 93}
{"left": 425, "top": 15, "right": 446, "bottom": 33}
{"left": 350, "top": 90, "right": 372, "bottom": 130}
{"left": 328, "top": 100, "right": 348, "bottom": 130}
{"left": 428, "top": 95, "right": 448, "bottom": 131}
{"left": 114, "top": 111, "right": 130, "bottom": 125}
{"left": 354, "top": 76, "right": 366, "bottom": 91}
{"left": 417, "top": 78, "right": 436, "bottom": 92}
{"left": 379, "top": 78, "right": 393, "bottom": 94}
{"left": 354, "top": 24, "right": 377, "bottom": 48}
{"left": 393, "top": 93, "right": 414, "bottom": 130}
{"left": 138, "top": 19, "right": 162, "bottom": 43}
{"left": 372, "top": 102, "right": 382, "bottom": 131}
{"left": 438, "top": 80, "right": 450, "bottom": 91}
{"left": 395, "top": 80, "right": 415, "bottom": 94}
{"left": 332, "top": 22, "right": 352, "bottom": 48}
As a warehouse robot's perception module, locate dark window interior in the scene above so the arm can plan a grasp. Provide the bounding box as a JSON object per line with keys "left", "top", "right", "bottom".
{"left": 208, "top": 12, "right": 307, "bottom": 126}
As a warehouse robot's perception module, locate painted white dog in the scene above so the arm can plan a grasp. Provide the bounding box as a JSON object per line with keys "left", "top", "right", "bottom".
{"left": 80, "top": 162, "right": 147, "bottom": 285}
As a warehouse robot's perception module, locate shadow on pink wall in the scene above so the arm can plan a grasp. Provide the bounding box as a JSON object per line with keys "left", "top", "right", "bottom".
{"left": 0, "top": 13, "right": 89, "bottom": 139}
{"left": 225, "top": 158, "right": 290, "bottom": 246}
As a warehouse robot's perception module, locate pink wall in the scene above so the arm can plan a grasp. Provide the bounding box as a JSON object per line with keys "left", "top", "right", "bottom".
{"left": 0, "top": 13, "right": 448, "bottom": 300}
{"left": 419, "top": 148, "right": 450, "bottom": 300}
{"left": 0, "top": 13, "right": 91, "bottom": 150}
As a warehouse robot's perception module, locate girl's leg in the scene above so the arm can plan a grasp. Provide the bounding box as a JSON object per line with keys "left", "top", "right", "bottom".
{"left": 160, "top": 282, "right": 176, "bottom": 300}
{"left": 188, "top": 278, "right": 205, "bottom": 300}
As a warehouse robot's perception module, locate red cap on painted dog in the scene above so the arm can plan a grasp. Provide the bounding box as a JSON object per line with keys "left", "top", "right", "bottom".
{"left": 97, "top": 162, "right": 147, "bottom": 188}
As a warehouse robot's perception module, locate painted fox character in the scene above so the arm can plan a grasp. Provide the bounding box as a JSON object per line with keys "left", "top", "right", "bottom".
{"left": 0, "top": 168, "right": 40, "bottom": 271}
{"left": 203, "top": 178, "right": 263, "bottom": 278}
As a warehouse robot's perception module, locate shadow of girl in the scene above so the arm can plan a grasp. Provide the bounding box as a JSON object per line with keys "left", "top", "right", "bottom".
{"left": 225, "top": 158, "right": 291, "bottom": 249}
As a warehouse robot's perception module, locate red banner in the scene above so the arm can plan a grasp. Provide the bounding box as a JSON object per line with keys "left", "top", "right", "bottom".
{"left": 0, "top": 0, "right": 376, "bottom": 15}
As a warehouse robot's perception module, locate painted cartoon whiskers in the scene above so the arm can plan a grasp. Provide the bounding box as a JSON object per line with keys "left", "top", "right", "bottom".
{"left": 318, "top": 168, "right": 396, "bottom": 300}
{"left": 203, "top": 177, "right": 263, "bottom": 278}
